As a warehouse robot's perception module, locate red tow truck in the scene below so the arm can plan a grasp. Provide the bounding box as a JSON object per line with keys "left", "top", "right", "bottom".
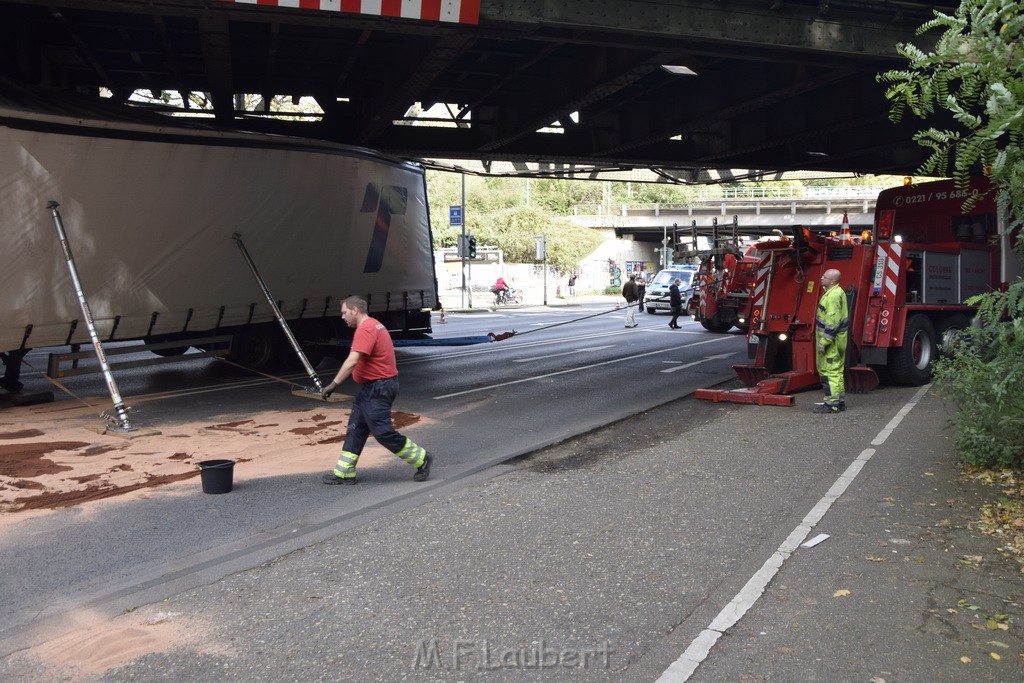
{"left": 696, "top": 177, "right": 1020, "bottom": 406}
{"left": 679, "top": 217, "right": 758, "bottom": 333}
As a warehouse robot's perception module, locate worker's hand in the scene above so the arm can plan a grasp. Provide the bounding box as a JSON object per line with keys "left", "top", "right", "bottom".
{"left": 322, "top": 382, "right": 337, "bottom": 399}
{"left": 817, "top": 343, "right": 826, "bottom": 353}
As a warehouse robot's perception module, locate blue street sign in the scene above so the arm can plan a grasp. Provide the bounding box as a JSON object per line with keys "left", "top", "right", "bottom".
{"left": 449, "top": 205, "right": 463, "bottom": 226}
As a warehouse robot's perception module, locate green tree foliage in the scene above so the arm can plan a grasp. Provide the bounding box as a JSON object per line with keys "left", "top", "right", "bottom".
{"left": 426, "top": 173, "right": 622, "bottom": 272}
{"left": 934, "top": 321, "right": 1024, "bottom": 468}
{"left": 470, "top": 206, "right": 603, "bottom": 273}
{"left": 878, "top": 0, "right": 1023, "bottom": 224}
{"left": 879, "top": 0, "right": 1024, "bottom": 468}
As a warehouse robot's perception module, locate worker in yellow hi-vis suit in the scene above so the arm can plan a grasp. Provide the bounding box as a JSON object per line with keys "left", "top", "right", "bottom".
{"left": 814, "top": 268, "right": 848, "bottom": 414}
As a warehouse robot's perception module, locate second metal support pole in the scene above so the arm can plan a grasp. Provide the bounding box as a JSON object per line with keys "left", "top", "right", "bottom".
{"left": 232, "top": 232, "right": 323, "bottom": 393}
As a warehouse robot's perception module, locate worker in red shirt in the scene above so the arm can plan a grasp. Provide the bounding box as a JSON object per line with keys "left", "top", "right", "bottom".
{"left": 321, "top": 295, "right": 433, "bottom": 484}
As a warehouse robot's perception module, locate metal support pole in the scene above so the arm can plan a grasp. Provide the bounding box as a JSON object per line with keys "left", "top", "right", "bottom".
{"left": 47, "top": 201, "right": 134, "bottom": 431}
{"left": 462, "top": 174, "right": 472, "bottom": 309}
{"left": 232, "top": 232, "right": 323, "bottom": 392}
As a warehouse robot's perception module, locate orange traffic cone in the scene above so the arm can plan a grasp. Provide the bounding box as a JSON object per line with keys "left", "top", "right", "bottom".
{"left": 839, "top": 212, "right": 852, "bottom": 243}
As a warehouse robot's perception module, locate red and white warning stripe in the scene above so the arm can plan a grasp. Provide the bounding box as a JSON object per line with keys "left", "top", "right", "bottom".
{"left": 749, "top": 251, "right": 773, "bottom": 313}
{"left": 871, "top": 242, "right": 902, "bottom": 296}
{"left": 220, "top": 0, "right": 481, "bottom": 25}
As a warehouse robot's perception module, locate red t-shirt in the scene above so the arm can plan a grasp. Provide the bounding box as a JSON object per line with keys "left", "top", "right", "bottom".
{"left": 351, "top": 317, "right": 398, "bottom": 383}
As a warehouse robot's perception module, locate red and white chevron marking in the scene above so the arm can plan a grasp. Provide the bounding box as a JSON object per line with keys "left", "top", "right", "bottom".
{"left": 871, "top": 242, "right": 903, "bottom": 296}
{"left": 749, "top": 251, "right": 773, "bottom": 312}
{"left": 219, "top": 0, "right": 480, "bottom": 24}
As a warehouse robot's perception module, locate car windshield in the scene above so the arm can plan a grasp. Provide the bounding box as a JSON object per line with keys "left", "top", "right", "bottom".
{"left": 653, "top": 270, "right": 693, "bottom": 286}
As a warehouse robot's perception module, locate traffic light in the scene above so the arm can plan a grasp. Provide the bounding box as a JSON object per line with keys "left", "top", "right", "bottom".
{"left": 468, "top": 235, "right": 477, "bottom": 258}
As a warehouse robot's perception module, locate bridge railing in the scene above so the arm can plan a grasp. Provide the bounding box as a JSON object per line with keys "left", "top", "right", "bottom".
{"left": 572, "top": 185, "right": 891, "bottom": 218}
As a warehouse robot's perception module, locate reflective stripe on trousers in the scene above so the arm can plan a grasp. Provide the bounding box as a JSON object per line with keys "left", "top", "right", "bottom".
{"left": 333, "top": 438, "right": 426, "bottom": 478}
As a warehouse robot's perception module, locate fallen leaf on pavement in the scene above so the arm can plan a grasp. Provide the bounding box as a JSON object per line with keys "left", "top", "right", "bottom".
{"left": 960, "top": 656, "right": 971, "bottom": 664}
{"left": 990, "top": 652, "right": 1001, "bottom": 660}
{"left": 833, "top": 589, "right": 850, "bottom": 598}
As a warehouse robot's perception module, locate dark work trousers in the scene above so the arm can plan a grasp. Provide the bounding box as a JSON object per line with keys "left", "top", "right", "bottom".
{"left": 342, "top": 377, "right": 407, "bottom": 455}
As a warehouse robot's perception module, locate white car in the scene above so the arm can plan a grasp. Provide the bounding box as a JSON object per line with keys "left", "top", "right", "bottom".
{"left": 644, "top": 266, "right": 697, "bottom": 313}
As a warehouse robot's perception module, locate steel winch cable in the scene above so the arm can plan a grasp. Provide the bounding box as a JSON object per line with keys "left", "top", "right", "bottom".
{"left": 19, "top": 356, "right": 106, "bottom": 411}
{"left": 213, "top": 356, "right": 308, "bottom": 389}
{"left": 503, "top": 285, "right": 704, "bottom": 339}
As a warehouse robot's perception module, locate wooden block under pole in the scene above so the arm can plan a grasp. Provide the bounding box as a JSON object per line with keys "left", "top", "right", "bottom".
{"left": 290, "top": 388, "right": 352, "bottom": 403}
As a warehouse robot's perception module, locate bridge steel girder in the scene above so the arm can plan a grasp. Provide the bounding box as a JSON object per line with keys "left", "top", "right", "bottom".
{"left": 0, "top": 0, "right": 958, "bottom": 178}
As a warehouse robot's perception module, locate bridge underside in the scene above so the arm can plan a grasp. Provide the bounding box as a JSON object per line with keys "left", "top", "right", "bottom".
{"left": 0, "top": 0, "right": 957, "bottom": 180}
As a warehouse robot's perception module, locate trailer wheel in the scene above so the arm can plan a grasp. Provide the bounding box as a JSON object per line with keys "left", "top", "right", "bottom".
{"left": 887, "top": 314, "right": 936, "bottom": 386}
{"left": 150, "top": 343, "right": 191, "bottom": 357}
{"left": 278, "top": 321, "right": 327, "bottom": 371}
{"left": 231, "top": 325, "right": 279, "bottom": 371}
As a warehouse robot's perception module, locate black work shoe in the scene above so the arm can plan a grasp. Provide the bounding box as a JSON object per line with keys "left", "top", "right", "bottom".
{"left": 413, "top": 452, "right": 433, "bottom": 482}
{"left": 0, "top": 377, "right": 23, "bottom": 393}
{"left": 322, "top": 471, "right": 357, "bottom": 485}
{"left": 813, "top": 403, "right": 840, "bottom": 414}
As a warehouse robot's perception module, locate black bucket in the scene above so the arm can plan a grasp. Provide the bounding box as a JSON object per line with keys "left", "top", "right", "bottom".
{"left": 198, "top": 459, "right": 234, "bottom": 494}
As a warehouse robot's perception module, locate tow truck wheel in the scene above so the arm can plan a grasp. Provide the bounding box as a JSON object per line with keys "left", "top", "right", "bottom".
{"left": 937, "top": 313, "right": 970, "bottom": 356}
{"left": 888, "top": 314, "right": 936, "bottom": 386}
{"left": 699, "top": 315, "right": 732, "bottom": 333}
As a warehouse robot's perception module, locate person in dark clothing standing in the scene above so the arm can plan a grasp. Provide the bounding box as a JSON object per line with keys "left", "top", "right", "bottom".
{"left": 636, "top": 276, "right": 646, "bottom": 314}
{"left": 621, "top": 275, "right": 639, "bottom": 328}
{"left": 668, "top": 278, "right": 683, "bottom": 329}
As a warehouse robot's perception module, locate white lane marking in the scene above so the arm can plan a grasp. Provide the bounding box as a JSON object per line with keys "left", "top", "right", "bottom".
{"left": 512, "top": 345, "right": 616, "bottom": 362}
{"left": 660, "top": 353, "right": 737, "bottom": 374}
{"left": 872, "top": 383, "right": 930, "bottom": 445}
{"left": 433, "top": 336, "right": 734, "bottom": 399}
{"left": 657, "top": 383, "right": 933, "bottom": 682}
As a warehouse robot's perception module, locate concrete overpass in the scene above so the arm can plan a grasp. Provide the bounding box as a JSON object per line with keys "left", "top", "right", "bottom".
{"left": 568, "top": 184, "right": 888, "bottom": 243}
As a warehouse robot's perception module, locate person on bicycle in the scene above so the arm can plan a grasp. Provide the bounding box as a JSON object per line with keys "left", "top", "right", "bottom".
{"left": 493, "top": 276, "right": 509, "bottom": 304}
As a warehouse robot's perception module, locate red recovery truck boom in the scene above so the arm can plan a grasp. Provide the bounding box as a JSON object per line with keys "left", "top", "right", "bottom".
{"left": 687, "top": 243, "right": 758, "bottom": 333}
{"left": 696, "top": 177, "right": 1020, "bottom": 406}
{"left": 679, "top": 217, "right": 758, "bottom": 333}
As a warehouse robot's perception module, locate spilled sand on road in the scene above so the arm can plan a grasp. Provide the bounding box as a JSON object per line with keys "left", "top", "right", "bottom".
{"left": 0, "top": 398, "right": 422, "bottom": 518}
{"left": 10, "top": 607, "right": 221, "bottom": 682}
